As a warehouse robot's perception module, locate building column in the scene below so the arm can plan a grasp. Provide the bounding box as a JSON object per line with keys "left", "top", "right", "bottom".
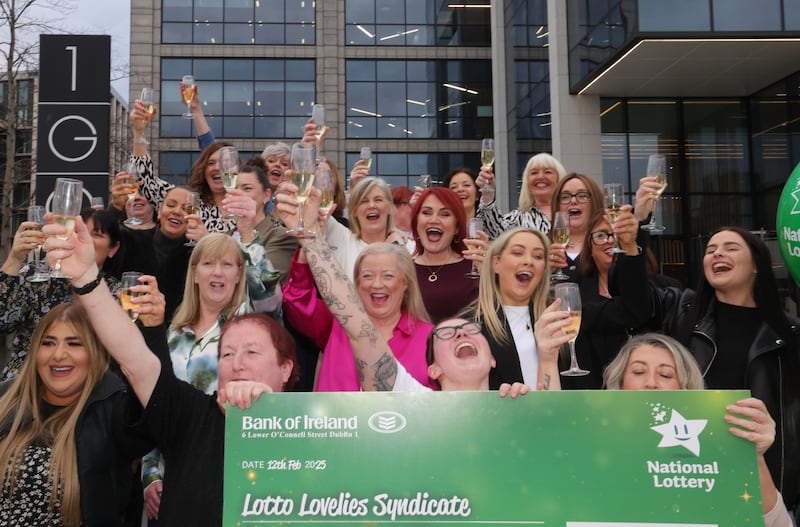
{"left": 547, "top": 0, "right": 602, "bottom": 182}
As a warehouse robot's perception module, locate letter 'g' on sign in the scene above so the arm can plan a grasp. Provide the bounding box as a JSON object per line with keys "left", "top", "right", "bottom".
{"left": 48, "top": 115, "right": 98, "bottom": 162}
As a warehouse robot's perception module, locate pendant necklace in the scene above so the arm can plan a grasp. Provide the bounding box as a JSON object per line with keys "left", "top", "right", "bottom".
{"left": 427, "top": 264, "right": 446, "bottom": 283}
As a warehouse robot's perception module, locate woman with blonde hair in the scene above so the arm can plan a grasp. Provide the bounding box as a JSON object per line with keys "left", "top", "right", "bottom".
{"left": 476, "top": 152, "right": 566, "bottom": 239}
{"left": 283, "top": 242, "right": 437, "bottom": 391}
{"left": 0, "top": 302, "right": 153, "bottom": 526}
{"left": 602, "top": 332, "right": 792, "bottom": 527}
{"left": 468, "top": 227, "right": 551, "bottom": 389}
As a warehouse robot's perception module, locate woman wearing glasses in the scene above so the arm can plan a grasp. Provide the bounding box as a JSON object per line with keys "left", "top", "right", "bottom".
{"left": 547, "top": 173, "right": 605, "bottom": 281}
{"left": 559, "top": 207, "right": 652, "bottom": 390}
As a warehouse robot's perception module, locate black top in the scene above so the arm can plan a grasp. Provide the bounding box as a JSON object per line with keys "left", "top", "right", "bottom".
{"left": 706, "top": 301, "right": 761, "bottom": 389}
{"left": 136, "top": 366, "right": 224, "bottom": 527}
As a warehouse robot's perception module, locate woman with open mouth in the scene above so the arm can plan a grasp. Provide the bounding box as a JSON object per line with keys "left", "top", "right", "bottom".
{"left": 641, "top": 226, "right": 800, "bottom": 513}
{"left": 283, "top": 242, "right": 437, "bottom": 392}
{"left": 558, "top": 207, "right": 650, "bottom": 390}
{"left": 475, "top": 153, "right": 566, "bottom": 239}
{"left": 547, "top": 173, "right": 605, "bottom": 282}
{"left": 411, "top": 188, "right": 483, "bottom": 323}
{"left": 465, "top": 227, "right": 551, "bottom": 389}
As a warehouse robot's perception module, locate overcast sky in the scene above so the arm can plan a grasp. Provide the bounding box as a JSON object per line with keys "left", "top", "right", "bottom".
{"left": 58, "top": 0, "right": 131, "bottom": 100}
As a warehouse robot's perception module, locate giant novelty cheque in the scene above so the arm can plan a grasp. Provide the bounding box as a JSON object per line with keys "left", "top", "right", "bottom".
{"left": 223, "top": 390, "right": 763, "bottom": 527}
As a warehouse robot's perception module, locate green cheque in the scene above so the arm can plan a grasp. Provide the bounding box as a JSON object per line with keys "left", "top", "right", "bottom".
{"left": 223, "top": 390, "right": 763, "bottom": 527}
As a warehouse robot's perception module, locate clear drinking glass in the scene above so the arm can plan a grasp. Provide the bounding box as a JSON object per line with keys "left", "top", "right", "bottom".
{"left": 550, "top": 211, "right": 570, "bottom": 282}
{"left": 218, "top": 146, "right": 240, "bottom": 219}
{"left": 642, "top": 154, "right": 667, "bottom": 233}
{"left": 480, "top": 138, "right": 495, "bottom": 193}
{"left": 138, "top": 87, "right": 156, "bottom": 144}
{"left": 315, "top": 163, "right": 335, "bottom": 217}
{"left": 27, "top": 205, "right": 49, "bottom": 282}
{"left": 287, "top": 142, "right": 317, "bottom": 238}
{"left": 50, "top": 178, "right": 84, "bottom": 278}
{"left": 183, "top": 190, "right": 201, "bottom": 247}
{"left": 418, "top": 174, "right": 432, "bottom": 189}
{"left": 122, "top": 162, "right": 142, "bottom": 226}
{"left": 602, "top": 183, "right": 625, "bottom": 254}
{"left": 120, "top": 271, "right": 143, "bottom": 322}
{"left": 89, "top": 196, "right": 105, "bottom": 210}
{"left": 360, "top": 147, "right": 372, "bottom": 171}
{"left": 465, "top": 217, "right": 483, "bottom": 279}
{"left": 181, "top": 75, "right": 195, "bottom": 119}
{"left": 311, "top": 104, "right": 326, "bottom": 162}
{"left": 554, "top": 282, "right": 589, "bottom": 376}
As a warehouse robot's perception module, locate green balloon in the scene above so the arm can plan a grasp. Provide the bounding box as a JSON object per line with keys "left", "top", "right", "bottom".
{"left": 777, "top": 162, "right": 800, "bottom": 285}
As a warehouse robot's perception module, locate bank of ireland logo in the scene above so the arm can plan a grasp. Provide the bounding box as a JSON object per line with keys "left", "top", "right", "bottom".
{"left": 368, "top": 411, "right": 407, "bottom": 434}
{"left": 649, "top": 405, "right": 707, "bottom": 456}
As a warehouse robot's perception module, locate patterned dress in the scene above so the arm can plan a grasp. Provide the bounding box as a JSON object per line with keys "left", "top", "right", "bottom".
{"left": 476, "top": 199, "right": 550, "bottom": 239}
{"left": 132, "top": 154, "right": 233, "bottom": 234}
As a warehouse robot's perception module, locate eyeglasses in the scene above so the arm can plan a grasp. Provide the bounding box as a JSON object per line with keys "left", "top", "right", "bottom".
{"left": 590, "top": 231, "right": 616, "bottom": 245}
{"left": 559, "top": 191, "right": 592, "bottom": 204}
{"left": 432, "top": 321, "right": 482, "bottom": 340}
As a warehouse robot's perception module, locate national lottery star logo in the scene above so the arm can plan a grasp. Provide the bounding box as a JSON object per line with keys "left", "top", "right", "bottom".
{"left": 650, "top": 406, "right": 707, "bottom": 456}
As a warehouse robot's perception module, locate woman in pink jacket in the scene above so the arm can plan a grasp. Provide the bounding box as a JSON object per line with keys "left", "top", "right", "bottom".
{"left": 283, "top": 242, "right": 438, "bottom": 391}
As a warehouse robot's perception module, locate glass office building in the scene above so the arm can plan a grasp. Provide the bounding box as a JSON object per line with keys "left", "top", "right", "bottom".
{"left": 130, "top": 0, "right": 800, "bottom": 287}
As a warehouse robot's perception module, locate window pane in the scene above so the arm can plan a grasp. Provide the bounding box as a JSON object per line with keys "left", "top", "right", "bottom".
{"left": 163, "top": 0, "right": 193, "bottom": 21}
{"left": 712, "top": 0, "right": 781, "bottom": 30}
{"left": 163, "top": 23, "right": 193, "bottom": 44}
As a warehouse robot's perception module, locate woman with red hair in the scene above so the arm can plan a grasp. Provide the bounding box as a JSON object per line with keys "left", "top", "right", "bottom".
{"left": 412, "top": 187, "right": 484, "bottom": 322}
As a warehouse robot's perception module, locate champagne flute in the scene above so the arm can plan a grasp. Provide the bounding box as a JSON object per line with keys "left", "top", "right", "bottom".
{"left": 138, "top": 87, "right": 156, "bottom": 144}
{"left": 418, "top": 174, "right": 432, "bottom": 189}
{"left": 181, "top": 75, "right": 196, "bottom": 119}
{"left": 554, "top": 282, "right": 589, "bottom": 376}
{"left": 90, "top": 196, "right": 104, "bottom": 210}
{"left": 312, "top": 104, "right": 326, "bottom": 162}
{"left": 287, "top": 142, "right": 317, "bottom": 238}
{"left": 602, "top": 183, "right": 625, "bottom": 254}
{"left": 122, "top": 162, "right": 143, "bottom": 226}
{"left": 550, "top": 211, "right": 570, "bottom": 282}
{"left": 360, "top": 147, "right": 372, "bottom": 171}
{"left": 27, "top": 205, "right": 49, "bottom": 282}
{"left": 50, "top": 178, "right": 84, "bottom": 279}
{"left": 465, "top": 217, "right": 483, "bottom": 279}
{"left": 316, "top": 163, "right": 335, "bottom": 217}
{"left": 120, "top": 271, "right": 143, "bottom": 322}
{"left": 218, "top": 146, "right": 240, "bottom": 219}
{"left": 642, "top": 154, "right": 667, "bottom": 233}
{"left": 183, "top": 190, "right": 201, "bottom": 247}
{"left": 480, "top": 138, "right": 495, "bottom": 194}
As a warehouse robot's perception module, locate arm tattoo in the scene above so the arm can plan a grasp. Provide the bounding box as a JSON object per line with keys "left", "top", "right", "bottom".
{"left": 371, "top": 352, "right": 398, "bottom": 392}
{"left": 542, "top": 373, "right": 551, "bottom": 391}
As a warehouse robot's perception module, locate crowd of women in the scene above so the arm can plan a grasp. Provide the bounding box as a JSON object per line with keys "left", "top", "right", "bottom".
{"left": 0, "top": 85, "right": 797, "bottom": 526}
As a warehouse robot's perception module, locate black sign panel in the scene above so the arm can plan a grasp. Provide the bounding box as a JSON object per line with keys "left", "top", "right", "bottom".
{"left": 36, "top": 35, "right": 111, "bottom": 205}
{"left": 39, "top": 35, "right": 111, "bottom": 102}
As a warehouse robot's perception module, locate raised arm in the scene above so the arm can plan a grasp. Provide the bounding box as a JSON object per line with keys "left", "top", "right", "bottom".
{"left": 275, "top": 184, "right": 397, "bottom": 390}
{"left": 44, "top": 215, "right": 161, "bottom": 406}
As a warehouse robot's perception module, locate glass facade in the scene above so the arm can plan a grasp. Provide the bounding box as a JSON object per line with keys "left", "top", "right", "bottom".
{"left": 159, "top": 58, "right": 315, "bottom": 139}
{"left": 344, "top": 0, "right": 490, "bottom": 46}
{"left": 345, "top": 60, "right": 493, "bottom": 139}
{"left": 569, "top": 0, "right": 800, "bottom": 92}
{"left": 344, "top": 151, "right": 480, "bottom": 188}
{"left": 162, "top": 0, "right": 315, "bottom": 45}
{"left": 511, "top": 0, "right": 549, "bottom": 47}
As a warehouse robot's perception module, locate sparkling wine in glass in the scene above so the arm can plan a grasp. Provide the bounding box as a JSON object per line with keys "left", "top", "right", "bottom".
{"left": 50, "top": 178, "right": 84, "bottom": 278}
{"left": 122, "top": 162, "right": 143, "bottom": 226}
{"left": 183, "top": 190, "right": 201, "bottom": 247}
{"left": 181, "top": 75, "right": 196, "bottom": 119}
{"left": 465, "top": 218, "right": 483, "bottom": 279}
{"left": 312, "top": 104, "right": 326, "bottom": 162}
{"left": 287, "top": 142, "right": 317, "bottom": 238}
{"left": 480, "top": 138, "right": 495, "bottom": 194}
{"left": 642, "top": 154, "right": 667, "bottom": 233}
{"left": 603, "top": 183, "right": 625, "bottom": 254}
{"left": 218, "top": 146, "right": 240, "bottom": 219}
{"left": 27, "top": 205, "right": 49, "bottom": 282}
{"left": 550, "top": 211, "right": 570, "bottom": 282}
{"left": 315, "top": 163, "right": 335, "bottom": 216}
{"left": 120, "top": 272, "right": 143, "bottom": 322}
{"left": 554, "top": 282, "right": 589, "bottom": 376}
{"left": 360, "top": 147, "right": 372, "bottom": 171}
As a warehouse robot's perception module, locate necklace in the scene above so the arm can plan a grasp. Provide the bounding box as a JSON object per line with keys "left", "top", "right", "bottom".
{"left": 426, "top": 264, "right": 446, "bottom": 283}
{"left": 504, "top": 305, "right": 532, "bottom": 331}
